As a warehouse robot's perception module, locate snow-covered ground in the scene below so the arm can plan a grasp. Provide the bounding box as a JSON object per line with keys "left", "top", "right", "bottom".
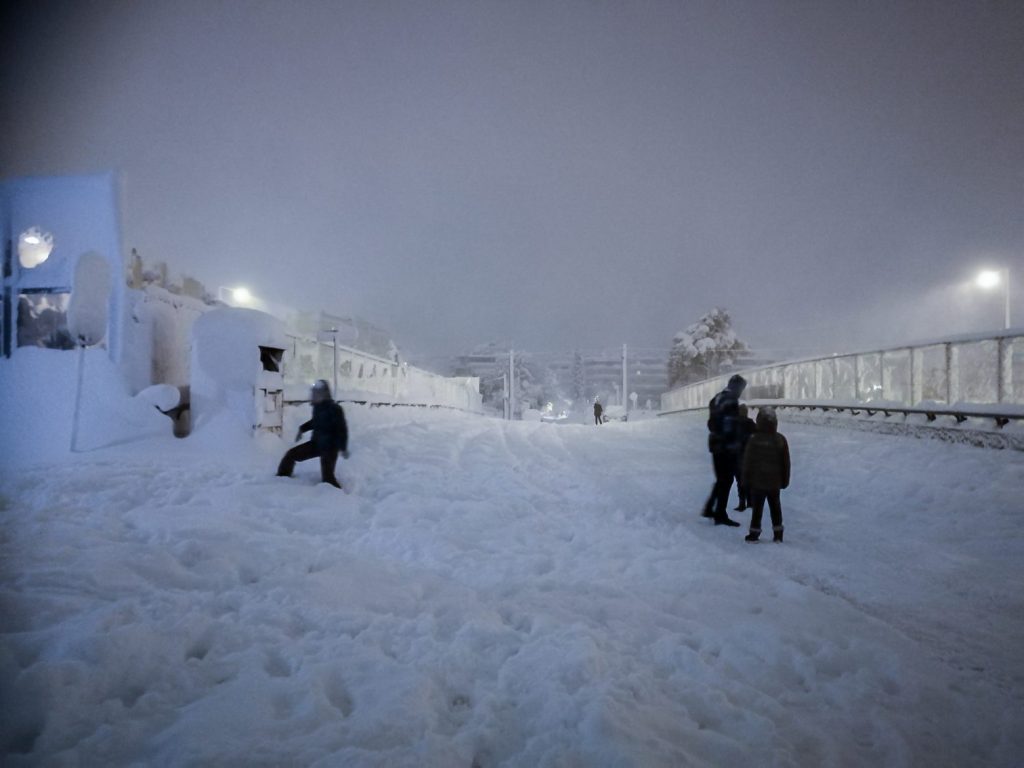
{"left": 2, "top": 408, "right": 1022, "bottom": 766}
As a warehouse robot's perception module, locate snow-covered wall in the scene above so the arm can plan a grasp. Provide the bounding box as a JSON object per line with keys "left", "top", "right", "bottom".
{"left": 190, "top": 308, "right": 288, "bottom": 436}
{"left": 121, "top": 285, "right": 210, "bottom": 393}
{"left": 284, "top": 334, "right": 482, "bottom": 412}
{"left": 662, "top": 329, "right": 1024, "bottom": 412}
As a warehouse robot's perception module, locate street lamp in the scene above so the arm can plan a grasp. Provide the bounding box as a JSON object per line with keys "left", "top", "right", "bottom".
{"left": 316, "top": 328, "right": 339, "bottom": 397}
{"left": 217, "top": 286, "right": 254, "bottom": 306}
{"left": 975, "top": 268, "right": 1011, "bottom": 329}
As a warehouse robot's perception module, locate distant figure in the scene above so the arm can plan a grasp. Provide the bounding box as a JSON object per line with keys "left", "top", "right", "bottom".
{"left": 743, "top": 407, "right": 791, "bottom": 542}
{"left": 594, "top": 400, "right": 604, "bottom": 425}
{"left": 733, "top": 404, "right": 757, "bottom": 511}
{"left": 702, "top": 374, "right": 746, "bottom": 526}
{"left": 277, "top": 379, "right": 349, "bottom": 488}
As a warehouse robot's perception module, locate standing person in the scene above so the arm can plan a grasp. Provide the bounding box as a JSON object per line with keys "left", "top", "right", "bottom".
{"left": 733, "top": 404, "right": 757, "bottom": 511}
{"left": 594, "top": 399, "right": 603, "bottom": 425}
{"left": 742, "top": 407, "right": 791, "bottom": 542}
{"left": 277, "top": 379, "right": 349, "bottom": 489}
{"left": 701, "top": 374, "right": 746, "bottom": 526}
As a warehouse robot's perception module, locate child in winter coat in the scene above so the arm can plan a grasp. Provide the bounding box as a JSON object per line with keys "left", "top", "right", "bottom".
{"left": 742, "top": 407, "right": 791, "bottom": 542}
{"left": 733, "top": 404, "right": 757, "bottom": 511}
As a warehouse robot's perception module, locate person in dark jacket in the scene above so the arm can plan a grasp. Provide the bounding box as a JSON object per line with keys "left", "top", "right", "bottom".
{"left": 701, "top": 374, "right": 746, "bottom": 526}
{"left": 594, "top": 400, "right": 604, "bottom": 425}
{"left": 732, "top": 404, "right": 757, "bottom": 511}
{"left": 276, "top": 379, "right": 349, "bottom": 489}
{"left": 742, "top": 407, "right": 791, "bottom": 542}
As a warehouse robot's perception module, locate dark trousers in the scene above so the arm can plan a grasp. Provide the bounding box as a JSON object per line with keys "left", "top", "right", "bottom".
{"left": 595, "top": 414, "right": 603, "bottom": 425}
{"left": 277, "top": 441, "right": 341, "bottom": 488}
{"left": 708, "top": 452, "right": 737, "bottom": 520}
{"left": 749, "top": 489, "right": 783, "bottom": 533}
{"left": 733, "top": 465, "right": 748, "bottom": 507}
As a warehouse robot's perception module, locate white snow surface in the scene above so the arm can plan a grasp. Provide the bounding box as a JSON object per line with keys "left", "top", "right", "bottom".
{"left": 1, "top": 409, "right": 1022, "bottom": 766}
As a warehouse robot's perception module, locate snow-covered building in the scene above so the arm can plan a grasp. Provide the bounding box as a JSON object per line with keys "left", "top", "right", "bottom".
{"left": 1, "top": 172, "right": 481, "bottom": 444}
{"left": 1, "top": 173, "right": 126, "bottom": 363}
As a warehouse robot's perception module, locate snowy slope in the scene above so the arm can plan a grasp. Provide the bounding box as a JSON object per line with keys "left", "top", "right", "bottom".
{"left": 1, "top": 409, "right": 1022, "bottom": 766}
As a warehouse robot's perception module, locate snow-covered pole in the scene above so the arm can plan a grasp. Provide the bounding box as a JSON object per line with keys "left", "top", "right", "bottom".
{"left": 508, "top": 347, "right": 515, "bottom": 420}
{"left": 1005, "top": 267, "right": 1011, "bottom": 330}
{"left": 622, "top": 343, "right": 628, "bottom": 409}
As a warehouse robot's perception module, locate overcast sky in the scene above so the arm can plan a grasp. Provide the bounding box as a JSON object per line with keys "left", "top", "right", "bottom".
{"left": 2, "top": 0, "right": 1022, "bottom": 358}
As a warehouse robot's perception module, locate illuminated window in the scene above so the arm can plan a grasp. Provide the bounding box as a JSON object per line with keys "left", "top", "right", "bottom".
{"left": 18, "top": 292, "right": 74, "bottom": 349}
{"left": 18, "top": 227, "right": 54, "bottom": 269}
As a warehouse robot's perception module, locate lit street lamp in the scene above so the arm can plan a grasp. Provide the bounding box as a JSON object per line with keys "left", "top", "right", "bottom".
{"left": 217, "top": 286, "right": 254, "bottom": 306}
{"left": 975, "top": 268, "right": 1011, "bottom": 329}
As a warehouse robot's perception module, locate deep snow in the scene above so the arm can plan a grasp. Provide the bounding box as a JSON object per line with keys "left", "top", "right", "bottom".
{"left": 1, "top": 408, "right": 1022, "bottom": 766}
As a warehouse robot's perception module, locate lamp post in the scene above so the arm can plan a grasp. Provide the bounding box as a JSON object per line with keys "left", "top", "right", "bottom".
{"left": 316, "top": 328, "right": 339, "bottom": 397}
{"left": 975, "top": 268, "right": 1011, "bottom": 330}
{"left": 217, "top": 286, "right": 254, "bottom": 306}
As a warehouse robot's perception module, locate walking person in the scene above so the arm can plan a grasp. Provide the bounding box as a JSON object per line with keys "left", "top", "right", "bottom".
{"left": 743, "top": 407, "right": 791, "bottom": 542}
{"left": 594, "top": 399, "right": 604, "bottom": 425}
{"left": 277, "top": 379, "right": 349, "bottom": 488}
{"left": 702, "top": 374, "right": 746, "bottom": 526}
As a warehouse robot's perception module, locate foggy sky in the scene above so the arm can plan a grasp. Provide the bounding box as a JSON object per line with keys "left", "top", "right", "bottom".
{"left": 2, "top": 0, "right": 1022, "bottom": 359}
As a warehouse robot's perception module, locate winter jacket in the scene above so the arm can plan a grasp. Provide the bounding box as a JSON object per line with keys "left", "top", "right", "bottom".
{"left": 594, "top": 403, "right": 603, "bottom": 417}
{"left": 300, "top": 401, "right": 349, "bottom": 453}
{"left": 741, "top": 422, "right": 790, "bottom": 491}
{"left": 707, "top": 389, "right": 742, "bottom": 453}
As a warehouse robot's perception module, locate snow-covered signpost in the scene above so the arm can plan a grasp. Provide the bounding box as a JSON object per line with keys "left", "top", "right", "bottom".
{"left": 68, "top": 253, "right": 111, "bottom": 451}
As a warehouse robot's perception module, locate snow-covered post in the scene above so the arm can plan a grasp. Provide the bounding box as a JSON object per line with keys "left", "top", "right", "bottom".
{"left": 621, "top": 343, "right": 628, "bottom": 409}
{"left": 68, "top": 253, "right": 111, "bottom": 452}
{"left": 508, "top": 348, "right": 515, "bottom": 420}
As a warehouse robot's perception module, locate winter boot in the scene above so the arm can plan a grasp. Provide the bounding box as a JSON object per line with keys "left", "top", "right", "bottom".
{"left": 745, "top": 531, "right": 760, "bottom": 542}
{"left": 773, "top": 526, "right": 784, "bottom": 543}
{"left": 714, "top": 516, "right": 741, "bottom": 527}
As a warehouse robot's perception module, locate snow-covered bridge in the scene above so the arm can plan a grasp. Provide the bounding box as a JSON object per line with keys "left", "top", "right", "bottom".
{"left": 2, "top": 407, "right": 1021, "bottom": 766}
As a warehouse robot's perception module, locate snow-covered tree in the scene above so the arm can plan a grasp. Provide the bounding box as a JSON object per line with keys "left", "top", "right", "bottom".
{"left": 668, "top": 307, "right": 746, "bottom": 388}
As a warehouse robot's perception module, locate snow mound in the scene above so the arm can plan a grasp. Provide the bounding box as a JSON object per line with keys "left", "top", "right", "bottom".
{"left": 0, "top": 348, "right": 170, "bottom": 467}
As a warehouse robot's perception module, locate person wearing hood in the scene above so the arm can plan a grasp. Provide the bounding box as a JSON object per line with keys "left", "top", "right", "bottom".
{"left": 276, "top": 379, "right": 349, "bottom": 489}
{"left": 594, "top": 399, "right": 604, "bottom": 425}
{"left": 742, "top": 407, "right": 791, "bottom": 542}
{"left": 702, "top": 374, "right": 746, "bottom": 527}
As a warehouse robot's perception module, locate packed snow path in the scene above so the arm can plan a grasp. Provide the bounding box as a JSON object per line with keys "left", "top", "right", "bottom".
{"left": 2, "top": 408, "right": 1022, "bottom": 766}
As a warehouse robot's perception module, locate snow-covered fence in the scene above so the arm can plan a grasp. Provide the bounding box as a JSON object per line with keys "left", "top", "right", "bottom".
{"left": 661, "top": 330, "right": 1024, "bottom": 415}
{"left": 283, "top": 334, "right": 482, "bottom": 413}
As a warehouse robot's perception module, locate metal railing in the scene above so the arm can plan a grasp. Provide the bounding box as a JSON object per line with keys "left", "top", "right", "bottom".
{"left": 661, "top": 330, "right": 1024, "bottom": 421}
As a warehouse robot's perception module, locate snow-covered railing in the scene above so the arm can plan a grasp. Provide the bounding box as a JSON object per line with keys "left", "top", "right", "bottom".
{"left": 661, "top": 329, "right": 1024, "bottom": 416}
{"left": 283, "top": 333, "right": 482, "bottom": 413}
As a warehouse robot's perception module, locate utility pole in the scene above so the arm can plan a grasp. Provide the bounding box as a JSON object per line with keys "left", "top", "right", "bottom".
{"left": 621, "top": 343, "right": 628, "bottom": 409}
{"left": 502, "top": 373, "right": 509, "bottom": 420}
{"left": 1005, "top": 267, "right": 1012, "bottom": 330}
{"left": 508, "top": 347, "right": 515, "bottom": 420}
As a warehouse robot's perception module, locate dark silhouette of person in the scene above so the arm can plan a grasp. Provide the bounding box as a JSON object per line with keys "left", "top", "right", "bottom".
{"left": 701, "top": 374, "right": 746, "bottom": 526}
{"left": 594, "top": 400, "right": 603, "bottom": 425}
{"left": 277, "top": 379, "right": 348, "bottom": 488}
{"left": 743, "top": 407, "right": 791, "bottom": 542}
{"left": 733, "top": 404, "right": 756, "bottom": 511}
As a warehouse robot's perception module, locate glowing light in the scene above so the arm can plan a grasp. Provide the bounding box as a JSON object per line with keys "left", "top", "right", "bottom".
{"left": 18, "top": 227, "right": 54, "bottom": 268}
{"left": 976, "top": 270, "right": 1001, "bottom": 289}
{"left": 232, "top": 287, "right": 253, "bottom": 304}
